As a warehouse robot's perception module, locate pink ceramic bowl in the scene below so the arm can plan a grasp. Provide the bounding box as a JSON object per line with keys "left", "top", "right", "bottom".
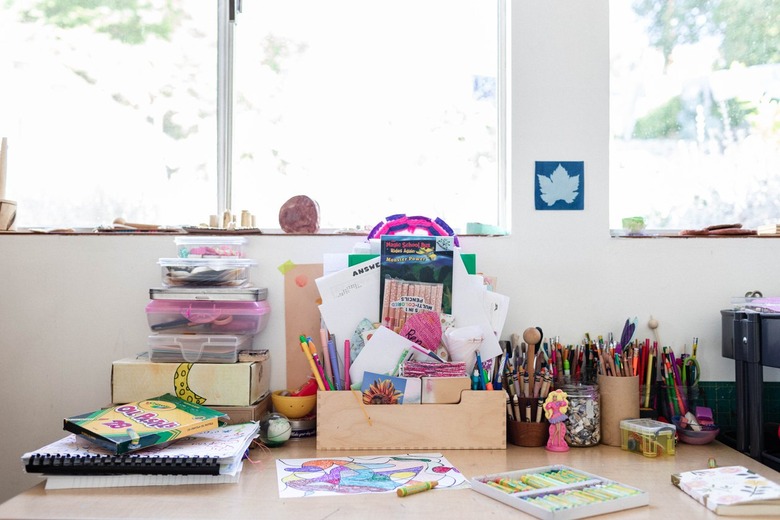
{"left": 673, "top": 416, "right": 720, "bottom": 445}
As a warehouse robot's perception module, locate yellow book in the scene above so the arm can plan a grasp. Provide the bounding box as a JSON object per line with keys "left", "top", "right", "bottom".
{"left": 63, "top": 393, "right": 226, "bottom": 455}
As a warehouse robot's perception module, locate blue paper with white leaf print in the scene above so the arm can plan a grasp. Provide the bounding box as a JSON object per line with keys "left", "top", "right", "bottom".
{"left": 535, "top": 161, "right": 584, "bottom": 210}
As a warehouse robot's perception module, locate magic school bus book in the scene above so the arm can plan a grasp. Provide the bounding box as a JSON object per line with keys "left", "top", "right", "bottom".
{"left": 63, "top": 393, "right": 226, "bottom": 455}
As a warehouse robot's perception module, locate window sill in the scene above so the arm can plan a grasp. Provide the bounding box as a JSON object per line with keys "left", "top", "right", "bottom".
{"left": 611, "top": 230, "right": 774, "bottom": 238}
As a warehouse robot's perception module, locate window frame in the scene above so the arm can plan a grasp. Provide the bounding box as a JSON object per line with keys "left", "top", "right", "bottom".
{"left": 216, "top": 0, "right": 510, "bottom": 234}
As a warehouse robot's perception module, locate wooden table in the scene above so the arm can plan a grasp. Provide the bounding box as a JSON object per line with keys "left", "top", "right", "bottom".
{"left": 1, "top": 438, "right": 778, "bottom": 519}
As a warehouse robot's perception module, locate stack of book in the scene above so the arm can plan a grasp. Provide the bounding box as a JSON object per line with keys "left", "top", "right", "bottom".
{"left": 22, "top": 394, "right": 259, "bottom": 489}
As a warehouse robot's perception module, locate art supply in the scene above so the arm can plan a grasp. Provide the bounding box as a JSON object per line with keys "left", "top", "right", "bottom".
{"left": 475, "top": 349, "right": 486, "bottom": 390}
{"left": 327, "top": 337, "right": 342, "bottom": 390}
{"left": 343, "top": 340, "right": 351, "bottom": 389}
{"left": 471, "top": 464, "right": 649, "bottom": 519}
{"left": 319, "top": 328, "right": 333, "bottom": 384}
{"left": 306, "top": 336, "right": 332, "bottom": 390}
{"left": 299, "top": 335, "right": 326, "bottom": 391}
{"left": 397, "top": 480, "right": 438, "bottom": 497}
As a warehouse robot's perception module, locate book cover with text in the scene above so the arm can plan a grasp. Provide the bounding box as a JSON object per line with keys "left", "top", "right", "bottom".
{"left": 63, "top": 393, "right": 226, "bottom": 455}
{"left": 379, "top": 235, "right": 454, "bottom": 332}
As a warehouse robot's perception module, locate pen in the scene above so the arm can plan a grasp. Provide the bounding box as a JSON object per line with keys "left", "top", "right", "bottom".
{"left": 397, "top": 480, "right": 438, "bottom": 497}
{"left": 343, "top": 340, "right": 351, "bottom": 389}
{"left": 327, "top": 337, "right": 342, "bottom": 391}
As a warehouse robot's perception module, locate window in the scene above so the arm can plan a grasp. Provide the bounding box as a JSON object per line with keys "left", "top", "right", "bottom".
{"left": 609, "top": 0, "right": 780, "bottom": 232}
{"left": 1, "top": 1, "right": 507, "bottom": 233}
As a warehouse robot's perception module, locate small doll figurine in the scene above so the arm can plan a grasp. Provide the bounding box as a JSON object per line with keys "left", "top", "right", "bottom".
{"left": 543, "top": 388, "right": 570, "bottom": 452}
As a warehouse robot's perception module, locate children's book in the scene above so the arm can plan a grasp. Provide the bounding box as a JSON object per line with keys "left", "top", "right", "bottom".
{"left": 24, "top": 421, "right": 258, "bottom": 476}
{"left": 671, "top": 465, "right": 780, "bottom": 516}
{"left": 63, "top": 393, "right": 226, "bottom": 455}
{"left": 379, "top": 235, "right": 454, "bottom": 332}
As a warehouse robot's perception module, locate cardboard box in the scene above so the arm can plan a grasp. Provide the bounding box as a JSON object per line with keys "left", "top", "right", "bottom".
{"left": 111, "top": 357, "right": 270, "bottom": 406}
{"left": 211, "top": 392, "right": 271, "bottom": 425}
{"left": 316, "top": 390, "right": 506, "bottom": 450}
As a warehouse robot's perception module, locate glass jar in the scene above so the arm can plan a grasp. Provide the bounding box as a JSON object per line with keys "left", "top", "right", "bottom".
{"left": 560, "top": 383, "right": 601, "bottom": 447}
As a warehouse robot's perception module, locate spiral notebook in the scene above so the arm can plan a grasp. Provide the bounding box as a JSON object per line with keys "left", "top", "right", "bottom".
{"left": 22, "top": 422, "right": 259, "bottom": 478}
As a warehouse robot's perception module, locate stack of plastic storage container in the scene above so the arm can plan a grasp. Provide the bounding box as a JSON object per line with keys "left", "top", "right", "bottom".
{"left": 146, "top": 236, "right": 270, "bottom": 364}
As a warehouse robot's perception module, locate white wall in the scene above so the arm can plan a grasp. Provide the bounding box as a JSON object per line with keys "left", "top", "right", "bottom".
{"left": 2, "top": 1, "right": 779, "bottom": 503}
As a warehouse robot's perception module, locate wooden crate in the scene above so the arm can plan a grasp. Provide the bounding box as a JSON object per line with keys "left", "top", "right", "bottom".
{"left": 316, "top": 390, "right": 506, "bottom": 450}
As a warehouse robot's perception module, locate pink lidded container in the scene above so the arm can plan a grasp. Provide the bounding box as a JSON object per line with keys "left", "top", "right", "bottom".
{"left": 146, "top": 287, "right": 270, "bottom": 335}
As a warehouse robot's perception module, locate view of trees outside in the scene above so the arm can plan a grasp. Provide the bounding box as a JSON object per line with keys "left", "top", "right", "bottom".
{"left": 0, "top": 1, "right": 500, "bottom": 232}
{"left": 1, "top": 1, "right": 217, "bottom": 229}
{"left": 610, "top": 0, "right": 780, "bottom": 231}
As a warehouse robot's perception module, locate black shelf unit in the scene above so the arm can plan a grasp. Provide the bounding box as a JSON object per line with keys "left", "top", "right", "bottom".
{"left": 721, "top": 309, "right": 780, "bottom": 471}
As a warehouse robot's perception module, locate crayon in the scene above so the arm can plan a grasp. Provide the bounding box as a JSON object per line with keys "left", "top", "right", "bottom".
{"left": 396, "top": 480, "right": 438, "bottom": 497}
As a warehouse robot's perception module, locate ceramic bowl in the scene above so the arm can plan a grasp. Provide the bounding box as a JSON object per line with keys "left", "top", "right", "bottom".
{"left": 271, "top": 390, "right": 317, "bottom": 419}
{"left": 673, "top": 415, "right": 720, "bottom": 445}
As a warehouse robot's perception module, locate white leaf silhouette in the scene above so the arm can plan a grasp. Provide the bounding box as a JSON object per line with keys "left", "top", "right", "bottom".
{"left": 538, "top": 164, "right": 580, "bottom": 205}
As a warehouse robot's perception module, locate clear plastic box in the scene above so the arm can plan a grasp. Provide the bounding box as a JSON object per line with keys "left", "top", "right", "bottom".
{"left": 147, "top": 333, "right": 254, "bottom": 363}
{"left": 145, "top": 299, "right": 270, "bottom": 335}
{"left": 158, "top": 258, "right": 256, "bottom": 288}
{"left": 149, "top": 287, "right": 267, "bottom": 302}
{"left": 620, "top": 418, "right": 676, "bottom": 457}
{"left": 174, "top": 236, "right": 246, "bottom": 258}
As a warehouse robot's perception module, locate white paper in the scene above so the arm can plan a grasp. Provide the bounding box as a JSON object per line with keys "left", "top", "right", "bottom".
{"left": 317, "top": 257, "right": 382, "bottom": 368}
{"left": 450, "top": 249, "right": 503, "bottom": 361}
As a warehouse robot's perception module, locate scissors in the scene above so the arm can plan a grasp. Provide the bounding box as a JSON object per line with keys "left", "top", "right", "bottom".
{"left": 152, "top": 304, "right": 233, "bottom": 331}
{"left": 682, "top": 337, "right": 701, "bottom": 387}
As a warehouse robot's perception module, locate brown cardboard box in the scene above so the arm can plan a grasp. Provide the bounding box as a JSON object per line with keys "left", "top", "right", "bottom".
{"left": 111, "top": 356, "right": 270, "bottom": 406}
{"left": 211, "top": 393, "right": 271, "bottom": 425}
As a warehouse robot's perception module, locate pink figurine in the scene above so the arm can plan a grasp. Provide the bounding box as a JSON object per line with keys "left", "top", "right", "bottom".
{"left": 543, "top": 388, "right": 570, "bottom": 452}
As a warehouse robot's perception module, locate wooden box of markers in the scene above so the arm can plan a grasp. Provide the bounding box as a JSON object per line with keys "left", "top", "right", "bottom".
{"left": 315, "top": 390, "right": 506, "bottom": 450}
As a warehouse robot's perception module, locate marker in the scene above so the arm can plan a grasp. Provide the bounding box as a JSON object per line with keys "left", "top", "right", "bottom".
{"left": 471, "top": 368, "right": 480, "bottom": 390}
{"left": 343, "top": 340, "right": 351, "bottom": 389}
{"left": 396, "top": 480, "right": 438, "bottom": 497}
{"left": 475, "top": 350, "right": 486, "bottom": 390}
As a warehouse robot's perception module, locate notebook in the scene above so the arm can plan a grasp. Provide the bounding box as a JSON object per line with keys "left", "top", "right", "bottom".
{"left": 23, "top": 422, "right": 258, "bottom": 477}
{"left": 42, "top": 470, "right": 243, "bottom": 490}
{"left": 672, "top": 465, "right": 780, "bottom": 516}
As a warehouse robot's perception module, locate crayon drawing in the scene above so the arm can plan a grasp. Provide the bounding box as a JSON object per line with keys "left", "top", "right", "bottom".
{"left": 275, "top": 453, "right": 467, "bottom": 498}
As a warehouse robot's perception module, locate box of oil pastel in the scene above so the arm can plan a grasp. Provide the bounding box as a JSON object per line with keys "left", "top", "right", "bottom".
{"left": 470, "top": 464, "right": 649, "bottom": 520}
{"left": 111, "top": 351, "right": 270, "bottom": 406}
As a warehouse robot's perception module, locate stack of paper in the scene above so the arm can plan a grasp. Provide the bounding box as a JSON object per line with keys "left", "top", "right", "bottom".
{"left": 22, "top": 422, "right": 259, "bottom": 489}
